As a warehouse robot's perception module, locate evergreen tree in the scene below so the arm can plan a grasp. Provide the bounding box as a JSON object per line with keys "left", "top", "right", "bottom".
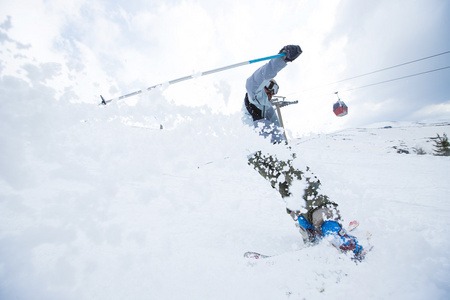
{"left": 432, "top": 133, "right": 450, "bottom": 156}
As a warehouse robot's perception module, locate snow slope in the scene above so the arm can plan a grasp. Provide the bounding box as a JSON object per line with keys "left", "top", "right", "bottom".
{"left": 1, "top": 87, "right": 450, "bottom": 299}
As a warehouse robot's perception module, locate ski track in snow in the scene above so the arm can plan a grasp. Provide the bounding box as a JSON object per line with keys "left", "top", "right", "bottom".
{"left": 1, "top": 86, "right": 450, "bottom": 299}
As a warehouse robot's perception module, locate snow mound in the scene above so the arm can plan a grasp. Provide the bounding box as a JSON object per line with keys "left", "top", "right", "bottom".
{"left": 1, "top": 82, "right": 449, "bottom": 299}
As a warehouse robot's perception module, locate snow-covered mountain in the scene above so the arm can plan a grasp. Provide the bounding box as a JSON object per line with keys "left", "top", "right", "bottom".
{"left": 1, "top": 91, "right": 449, "bottom": 299}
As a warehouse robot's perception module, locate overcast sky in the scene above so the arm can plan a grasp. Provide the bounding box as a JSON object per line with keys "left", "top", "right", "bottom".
{"left": 1, "top": 0, "right": 449, "bottom": 136}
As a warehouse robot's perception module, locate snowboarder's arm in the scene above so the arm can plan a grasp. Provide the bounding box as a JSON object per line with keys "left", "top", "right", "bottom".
{"left": 245, "top": 57, "right": 287, "bottom": 104}
{"left": 245, "top": 45, "right": 302, "bottom": 104}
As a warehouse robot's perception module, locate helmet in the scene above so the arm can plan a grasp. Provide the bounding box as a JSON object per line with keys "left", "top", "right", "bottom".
{"left": 265, "top": 79, "right": 279, "bottom": 95}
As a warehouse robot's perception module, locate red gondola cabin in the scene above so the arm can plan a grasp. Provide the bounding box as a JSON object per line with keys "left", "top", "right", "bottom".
{"left": 333, "top": 100, "right": 348, "bottom": 117}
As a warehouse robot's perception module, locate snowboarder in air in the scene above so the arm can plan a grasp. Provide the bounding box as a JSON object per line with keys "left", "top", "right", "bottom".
{"left": 243, "top": 45, "right": 366, "bottom": 261}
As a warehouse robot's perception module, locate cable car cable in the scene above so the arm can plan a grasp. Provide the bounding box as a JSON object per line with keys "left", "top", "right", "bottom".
{"left": 331, "top": 50, "right": 450, "bottom": 85}
{"left": 284, "top": 64, "right": 450, "bottom": 102}
{"left": 341, "top": 65, "right": 450, "bottom": 92}
{"left": 291, "top": 50, "right": 450, "bottom": 95}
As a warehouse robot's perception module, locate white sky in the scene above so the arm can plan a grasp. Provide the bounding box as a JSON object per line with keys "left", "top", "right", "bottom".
{"left": 1, "top": 0, "right": 450, "bottom": 136}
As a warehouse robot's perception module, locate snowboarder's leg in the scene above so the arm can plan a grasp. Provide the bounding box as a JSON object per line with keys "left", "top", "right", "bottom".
{"left": 294, "top": 206, "right": 340, "bottom": 245}
{"left": 248, "top": 151, "right": 302, "bottom": 198}
{"left": 321, "top": 220, "right": 364, "bottom": 259}
{"left": 310, "top": 207, "right": 341, "bottom": 235}
{"left": 297, "top": 215, "right": 320, "bottom": 245}
{"left": 249, "top": 151, "right": 361, "bottom": 253}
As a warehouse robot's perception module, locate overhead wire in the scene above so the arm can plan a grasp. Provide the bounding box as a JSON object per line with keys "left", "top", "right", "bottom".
{"left": 289, "top": 50, "right": 450, "bottom": 97}
{"left": 341, "top": 65, "right": 450, "bottom": 92}
{"left": 331, "top": 50, "right": 450, "bottom": 85}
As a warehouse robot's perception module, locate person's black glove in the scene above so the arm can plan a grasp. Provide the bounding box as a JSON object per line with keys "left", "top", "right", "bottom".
{"left": 279, "top": 45, "right": 302, "bottom": 62}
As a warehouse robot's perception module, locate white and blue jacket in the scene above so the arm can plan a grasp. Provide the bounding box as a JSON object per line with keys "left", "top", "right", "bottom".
{"left": 242, "top": 57, "right": 287, "bottom": 143}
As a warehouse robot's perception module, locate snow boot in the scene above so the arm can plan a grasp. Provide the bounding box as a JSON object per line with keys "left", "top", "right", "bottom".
{"left": 321, "top": 220, "right": 364, "bottom": 260}
{"left": 297, "top": 215, "right": 321, "bottom": 245}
